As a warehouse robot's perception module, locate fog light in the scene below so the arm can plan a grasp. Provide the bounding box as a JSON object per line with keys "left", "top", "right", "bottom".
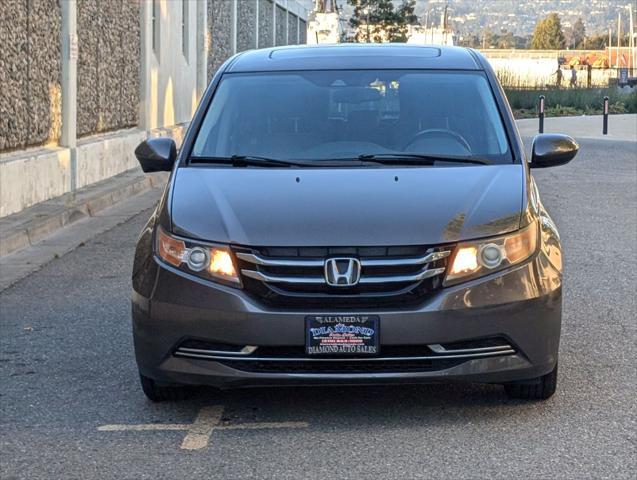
{"left": 479, "top": 243, "right": 503, "bottom": 269}
{"left": 186, "top": 247, "right": 209, "bottom": 271}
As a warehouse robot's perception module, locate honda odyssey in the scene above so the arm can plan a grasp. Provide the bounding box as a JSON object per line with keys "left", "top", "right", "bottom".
{"left": 132, "top": 45, "right": 578, "bottom": 401}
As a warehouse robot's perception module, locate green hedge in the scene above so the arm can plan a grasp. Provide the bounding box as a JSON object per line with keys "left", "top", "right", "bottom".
{"left": 504, "top": 88, "right": 637, "bottom": 118}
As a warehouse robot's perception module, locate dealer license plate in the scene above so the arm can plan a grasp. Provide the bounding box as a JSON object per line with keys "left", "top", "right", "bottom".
{"left": 305, "top": 315, "right": 379, "bottom": 355}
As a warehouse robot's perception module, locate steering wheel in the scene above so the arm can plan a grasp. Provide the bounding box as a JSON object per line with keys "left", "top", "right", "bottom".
{"left": 403, "top": 128, "right": 472, "bottom": 154}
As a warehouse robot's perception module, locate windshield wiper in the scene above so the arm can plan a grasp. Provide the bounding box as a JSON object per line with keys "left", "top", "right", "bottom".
{"left": 357, "top": 153, "right": 492, "bottom": 166}
{"left": 189, "top": 155, "right": 313, "bottom": 168}
{"left": 189, "top": 154, "right": 491, "bottom": 168}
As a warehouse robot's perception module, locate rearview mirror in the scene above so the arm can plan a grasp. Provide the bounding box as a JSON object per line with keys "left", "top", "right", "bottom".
{"left": 134, "top": 137, "right": 177, "bottom": 173}
{"left": 530, "top": 134, "right": 579, "bottom": 168}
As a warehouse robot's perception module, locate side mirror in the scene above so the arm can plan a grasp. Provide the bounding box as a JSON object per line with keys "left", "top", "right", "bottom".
{"left": 134, "top": 137, "right": 177, "bottom": 173}
{"left": 530, "top": 134, "right": 579, "bottom": 168}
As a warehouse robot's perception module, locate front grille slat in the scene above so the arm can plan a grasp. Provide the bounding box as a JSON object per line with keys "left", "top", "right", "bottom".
{"left": 236, "top": 252, "right": 324, "bottom": 268}
{"left": 241, "top": 266, "right": 447, "bottom": 284}
{"left": 233, "top": 245, "right": 453, "bottom": 308}
{"left": 242, "top": 270, "right": 325, "bottom": 284}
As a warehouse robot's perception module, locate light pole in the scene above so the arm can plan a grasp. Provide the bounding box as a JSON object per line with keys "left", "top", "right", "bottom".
{"left": 362, "top": 1, "right": 371, "bottom": 43}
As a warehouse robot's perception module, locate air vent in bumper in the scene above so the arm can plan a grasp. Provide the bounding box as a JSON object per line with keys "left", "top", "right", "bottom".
{"left": 173, "top": 338, "right": 516, "bottom": 374}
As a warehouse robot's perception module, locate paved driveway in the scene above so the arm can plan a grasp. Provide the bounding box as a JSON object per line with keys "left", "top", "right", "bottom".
{"left": 1, "top": 138, "right": 635, "bottom": 479}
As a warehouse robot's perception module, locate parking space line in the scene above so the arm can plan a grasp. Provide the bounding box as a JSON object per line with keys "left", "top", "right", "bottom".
{"left": 180, "top": 405, "right": 223, "bottom": 450}
{"left": 98, "top": 424, "right": 188, "bottom": 431}
{"left": 216, "top": 421, "right": 308, "bottom": 431}
{"left": 98, "top": 405, "right": 309, "bottom": 450}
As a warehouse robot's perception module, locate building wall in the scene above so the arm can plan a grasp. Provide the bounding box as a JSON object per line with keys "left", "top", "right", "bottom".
{"left": 275, "top": 5, "right": 287, "bottom": 46}
{"left": 0, "top": 0, "right": 61, "bottom": 152}
{"left": 208, "top": 0, "right": 234, "bottom": 79}
{"left": 0, "top": 0, "right": 307, "bottom": 218}
{"left": 148, "top": 0, "right": 198, "bottom": 129}
{"left": 237, "top": 0, "right": 257, "bottom": 52}
{"left": 77, "top": 0, "right": 140, "bottom": 137}
{"left": 288, "top": 12, "right": 299, "bottom": 45}
{"left": 258, "top": 0, "right": 274, "bottom": 48}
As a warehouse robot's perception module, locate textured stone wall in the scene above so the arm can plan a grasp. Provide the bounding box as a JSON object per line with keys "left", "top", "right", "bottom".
{"left": 236, "top": 0, "right": 256, "bottom": 52}
{"left": 208, "top": 0, "right": 233, "bottom": 79}
{"left": 299, "top": 19, "right": 307, "bottom": 44}
{"left": 258, "top": 0, "right": 274, "bottom": 48}
{"left": 288, "top": 13, "right": 298, "bottom": 45}
{"left": 76, "top": 0, "right": 140, "bottom": 138}
{"left": 275, "top": 5, "right": 286, "bottom": 46}
{"left": 0, "top": 0, "right": 61, "bottom": 152}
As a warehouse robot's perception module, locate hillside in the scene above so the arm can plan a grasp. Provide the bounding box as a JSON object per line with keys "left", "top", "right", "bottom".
{"left": 300, "top": 1, "right": 628, "bottom": 36}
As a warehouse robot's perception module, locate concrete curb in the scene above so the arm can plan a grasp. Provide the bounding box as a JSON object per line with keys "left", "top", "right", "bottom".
{"left": 0, "top": 169, "right": 167, "bottom": 258}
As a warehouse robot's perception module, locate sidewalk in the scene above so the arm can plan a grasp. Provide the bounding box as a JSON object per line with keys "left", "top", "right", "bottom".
{"left": 0, "top": 170, "right": 166, "bottom": 290}
{"left": 516, "top": 114, "right": 637, "bottom": 141}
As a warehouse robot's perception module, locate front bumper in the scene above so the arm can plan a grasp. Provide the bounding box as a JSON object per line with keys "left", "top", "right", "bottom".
{"left": 132, "top": 253, "right": 562, "bottom": 388}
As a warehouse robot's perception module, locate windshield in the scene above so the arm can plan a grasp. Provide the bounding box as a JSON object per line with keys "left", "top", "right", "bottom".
{"left": 192, "top": 70, "right": 512, "bottom": 164}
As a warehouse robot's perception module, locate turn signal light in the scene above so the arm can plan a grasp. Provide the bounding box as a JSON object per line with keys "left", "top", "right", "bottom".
{"left": 156, "top": 226, "right": 185, "bottom": 267}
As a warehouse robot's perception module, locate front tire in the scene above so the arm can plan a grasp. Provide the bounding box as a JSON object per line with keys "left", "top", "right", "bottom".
{"left": 139, "top": 373, "right": 189, "bottom": 402}
{"left": 504, "top": 363, "right": 558, "bottom": 400}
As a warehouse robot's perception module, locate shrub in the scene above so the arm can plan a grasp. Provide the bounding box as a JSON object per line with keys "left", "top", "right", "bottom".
{"left": 504, "top": 88, "right": 637, "bottom": 118}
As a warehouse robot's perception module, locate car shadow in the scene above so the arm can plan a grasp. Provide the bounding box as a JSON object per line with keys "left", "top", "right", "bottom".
{"left": 167, "top": 382, "right": 547, "bottom": 429}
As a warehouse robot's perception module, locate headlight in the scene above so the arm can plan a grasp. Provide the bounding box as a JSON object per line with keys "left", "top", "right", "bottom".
{"left": 444, "top": 221, "right": 538, "bottom": 285}
{"left": 155, "top": 226, "right": 240, "bottom": 285}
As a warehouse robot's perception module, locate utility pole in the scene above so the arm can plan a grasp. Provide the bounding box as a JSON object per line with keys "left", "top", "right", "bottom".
{"left": 608, "top": 27, "right": 612, "bottom": 67}
{"left": 629, "top": 3, "right": 635, "bottom": 73}
{"left": 60, "top": 0, "right": 77, "bottom": 191}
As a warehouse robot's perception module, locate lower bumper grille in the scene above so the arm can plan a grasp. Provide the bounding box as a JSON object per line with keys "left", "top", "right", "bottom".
{"left": 213, "top": 358, "right": 464, "bottom": 374}
{"left": 173, "top": 337, "right": 516, "bottom": 374}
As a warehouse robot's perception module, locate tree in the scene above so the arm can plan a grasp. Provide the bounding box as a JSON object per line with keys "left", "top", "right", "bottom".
{"left": 481, "top": 29, "right": 494, "bottom": 49}
{"left": 496, "top": 30, "right": 516, "bottom": 49}
{"left": 565, "top": 17, "right": 586, "bottom": 49}
{"left": 581, "top": 33, "right": 606, "bottom": 50}
{"left": 530, "top": 13, "right": 566, "bottom": 50}
{"left": 348, "top": 0, "right": 418, "bottom": 43}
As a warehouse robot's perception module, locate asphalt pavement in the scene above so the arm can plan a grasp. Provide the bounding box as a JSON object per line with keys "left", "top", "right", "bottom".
{"left": 1, "top": 138, "right": 635, "bottom": 479}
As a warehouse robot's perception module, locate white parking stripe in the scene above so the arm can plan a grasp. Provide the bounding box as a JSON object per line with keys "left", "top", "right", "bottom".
{"left": 98, "top": 424, "right": 188, "bottom": 431}
{"left": 180, "top": 405, "right": 223, "bottom": 450}
{"left": 216, "top": 421, "right": 308, "bottom": 431}
{"left": 98, "top": 405, "right": 309, "bottom": 450}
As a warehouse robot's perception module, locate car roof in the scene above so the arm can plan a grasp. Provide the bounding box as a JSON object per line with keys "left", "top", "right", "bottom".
{"left": 226, "top": 44, "right": 483, "bottom": 73}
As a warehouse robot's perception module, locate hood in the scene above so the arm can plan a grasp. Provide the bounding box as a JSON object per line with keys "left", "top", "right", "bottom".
{"left": 170, "top": 165, "right": 524, "bottom": 247}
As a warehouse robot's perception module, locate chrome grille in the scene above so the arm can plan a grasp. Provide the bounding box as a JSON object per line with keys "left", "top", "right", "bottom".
{"left": 233, "top": 245, "right": 452, "bottom": 308}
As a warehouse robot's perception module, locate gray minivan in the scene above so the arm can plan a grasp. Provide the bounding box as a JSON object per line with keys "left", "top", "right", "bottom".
{"left": 132, "top": 44, "right": 577, "bottom": 401}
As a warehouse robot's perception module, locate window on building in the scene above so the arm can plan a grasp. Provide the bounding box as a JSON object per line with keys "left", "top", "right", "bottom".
{"left": 182, "top": 0, "right": 189, "bottom": 61}
{"left": 152, "top": 0, "right": 160, "bottom": 59}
